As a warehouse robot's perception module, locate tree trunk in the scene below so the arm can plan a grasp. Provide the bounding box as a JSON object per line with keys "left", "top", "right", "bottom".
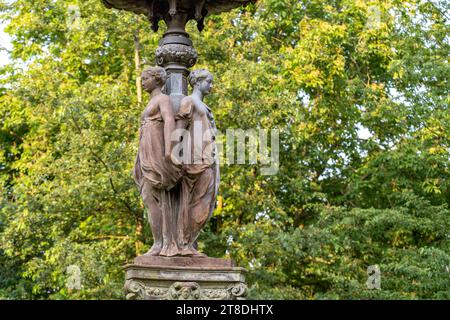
{"left": 134, "top": 29, "right": 142, "bottom": 107}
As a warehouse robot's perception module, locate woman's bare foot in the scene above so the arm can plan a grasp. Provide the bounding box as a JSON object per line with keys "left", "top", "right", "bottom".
{"left": 180, "top": 246, "right": 207, "bottom": 257}
{"left": 159, "top": 241, "right": 182, "bottom": 256}
{"left": 180, "top": 246, "right": 194, "bottom": 256}
{"left": 145, "top": 243, "right": 162, "bottom": 256}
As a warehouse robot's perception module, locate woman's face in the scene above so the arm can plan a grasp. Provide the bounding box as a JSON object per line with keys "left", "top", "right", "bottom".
{"left": 142, "top": 73, "right": 158, "bottom": 93}
{"left": 198, "top": 75, "right": 213, "bottom": 95}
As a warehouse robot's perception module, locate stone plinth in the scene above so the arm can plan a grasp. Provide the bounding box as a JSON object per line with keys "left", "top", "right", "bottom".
{"left": 124, "top": 256, "right": 248, "bottom": 300}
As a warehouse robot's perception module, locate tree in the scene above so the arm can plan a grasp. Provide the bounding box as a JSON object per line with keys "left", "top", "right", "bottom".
{"left": 0, "top": 0, "right": 449, "bottom": 299}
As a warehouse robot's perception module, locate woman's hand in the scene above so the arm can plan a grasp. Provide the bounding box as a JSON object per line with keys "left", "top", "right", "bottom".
{"left": 165, "top": 152, "right": 172, "bottom": 163}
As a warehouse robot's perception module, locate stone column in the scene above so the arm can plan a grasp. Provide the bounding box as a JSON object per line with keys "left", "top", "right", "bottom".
{"left": 156, "top": 13, "right": 197, "bottom": 112}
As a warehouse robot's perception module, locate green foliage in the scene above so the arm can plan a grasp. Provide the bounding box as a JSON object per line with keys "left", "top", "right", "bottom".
{"left": 1, "top": 0, "right": 449, "bottom": 299}
{"left": 232, "top": 195, "right": 450, "bottom": 299}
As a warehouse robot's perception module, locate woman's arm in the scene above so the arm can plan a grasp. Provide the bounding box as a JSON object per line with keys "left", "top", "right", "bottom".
{"left": 160, "top": 96, "right": 176, "bottom": 160}
{"left": 176, "top": 97, "right": 193, "bottom": 130}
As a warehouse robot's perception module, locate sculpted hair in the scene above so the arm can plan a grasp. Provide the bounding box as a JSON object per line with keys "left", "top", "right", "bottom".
{"left": 142, "top": 66, "right": 167, "bottom": 86}
{"left": 188, "top": 69, "right": 213, "bottom": 87}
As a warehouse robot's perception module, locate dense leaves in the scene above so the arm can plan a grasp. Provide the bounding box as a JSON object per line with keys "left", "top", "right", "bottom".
{"left": 0, "top": 0, "right": 449, "bottom": 299}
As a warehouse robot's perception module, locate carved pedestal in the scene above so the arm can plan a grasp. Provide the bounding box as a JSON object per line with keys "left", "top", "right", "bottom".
{"left": 124, "top": 256, "right": 248, "bottom": 300}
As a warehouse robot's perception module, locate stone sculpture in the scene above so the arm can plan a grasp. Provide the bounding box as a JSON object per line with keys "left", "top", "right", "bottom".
{"left": 133, "top": 68, "right": 219, "bottom": 258}
{"left": 133, "top": 66, "right": 182, "bottom": 257}
{"left": 175, "top": 69, "right": 219, "bottom": 257}
{"left": 101, "top": 0, "right": 253, "bottom": 300}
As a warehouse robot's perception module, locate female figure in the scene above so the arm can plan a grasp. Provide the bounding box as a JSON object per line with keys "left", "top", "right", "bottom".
{"left": 133, "top": 66, "right": 182, "bottom": 256}
{"left": 175, "top": 69, "right": 220, "bottom": 256}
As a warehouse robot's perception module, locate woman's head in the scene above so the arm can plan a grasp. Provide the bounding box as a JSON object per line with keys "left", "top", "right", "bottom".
{"left": 188, "top": 69, "right": 213, "bottom": 95}
{"left": 142, "top": 66, "right": 167, "bottom": 93}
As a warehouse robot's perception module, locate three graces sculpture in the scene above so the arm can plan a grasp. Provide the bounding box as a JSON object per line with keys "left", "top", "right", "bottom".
{"left": 133, "top": 66, "right": 219, "bottom": 257}
{"left": 102, "top": 0, "right": 256, "bottom": 300}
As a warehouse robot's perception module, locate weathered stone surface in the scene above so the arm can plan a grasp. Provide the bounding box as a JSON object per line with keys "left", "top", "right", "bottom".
{"left": 134, "top": 255, "right": 236, "bottom": 268}
{"left": 102, "top": 0, "right": 256, "bottom": 32}
{"left": 156, "top": 42, "right": 198, "bottom": 69}
{"left": 102, "top": 0, "right": 256, "bottom": 17}
{"left": 124, "top": 260, "right": 248, "bottom": 300}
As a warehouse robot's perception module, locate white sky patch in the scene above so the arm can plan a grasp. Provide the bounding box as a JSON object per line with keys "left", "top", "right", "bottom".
{"left": 255, "top": 210, "right": 270, "bottom": 220}
{"left": 0, "top": 21, "right": 12, "bottom": 67}
{"left": 356, "top": 123, "right": 372, "bottom": 140}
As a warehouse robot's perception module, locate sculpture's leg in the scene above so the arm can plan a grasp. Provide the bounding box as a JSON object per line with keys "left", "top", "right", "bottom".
{"left": 159, "top": 189, "right": 180, "bottom": 256}
{"left": 141, "top": 182, "right": 163, "bottom": 256}
{"left": 177, "top": 176, "right": 192, "bottom": 255}
{"left": 181, "top": 168, "right": 215, "bottom": 257}
{"left": 168, "top": 0, "right": 177, "bottom": 16}
{"left": 147, "top": 0, "right": 159, "bottom": 32}
{"left": 194, "top": 0, "right": 206, "bottom": 31}
{"left": 147, "top": 0, "right": 154, "bottom": 18}
{"left": 196, "top": 17, "right": 205, "bottom": 32}
{"left": 194, "top": 0, "right": 205, "bottom": 21}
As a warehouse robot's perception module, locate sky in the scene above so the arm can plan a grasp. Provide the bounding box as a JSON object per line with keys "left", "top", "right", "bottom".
{"left": 0, "top": 21, "right": 11, "bottom": 67}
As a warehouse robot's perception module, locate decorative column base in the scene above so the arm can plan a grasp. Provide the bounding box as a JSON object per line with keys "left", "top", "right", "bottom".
{"left": 124, "top": 256, "right": 248, "bottom": 300}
